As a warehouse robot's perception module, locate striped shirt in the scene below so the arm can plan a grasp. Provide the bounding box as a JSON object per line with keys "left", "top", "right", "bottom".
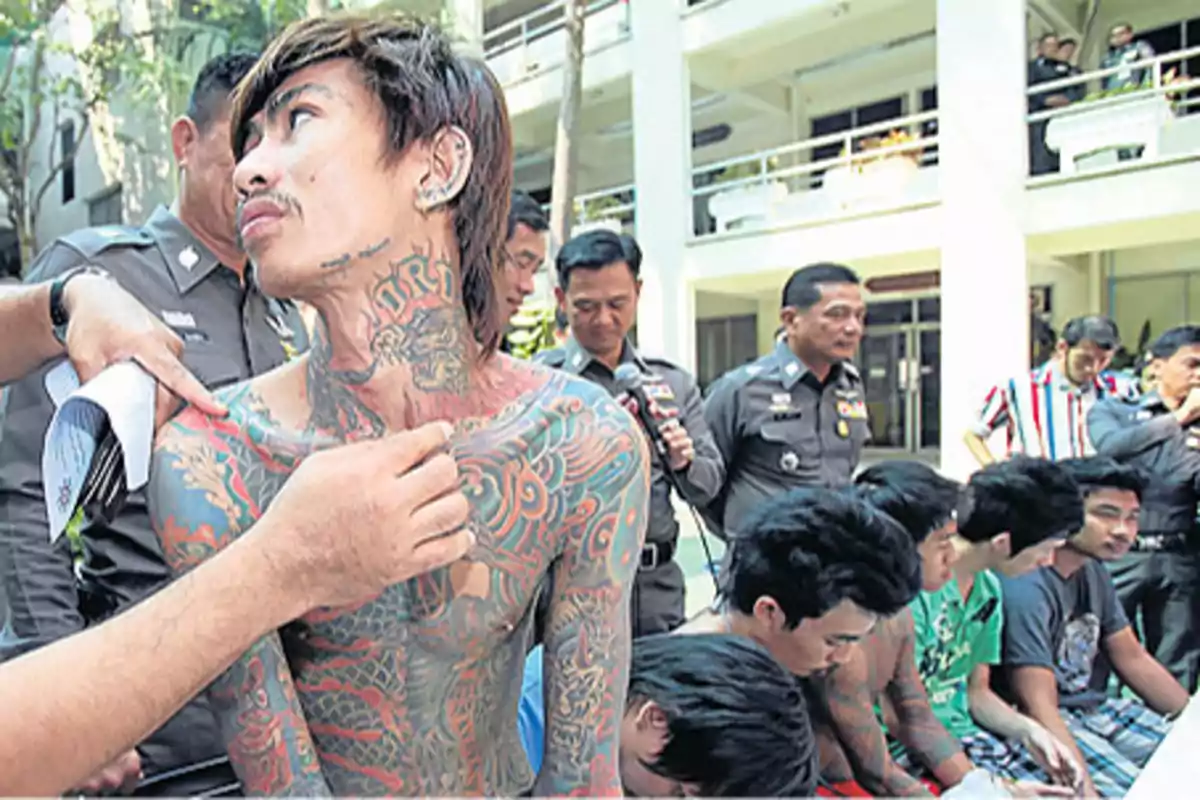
{"left": 972, "top": 362, "right": 1134, "bottom": 460}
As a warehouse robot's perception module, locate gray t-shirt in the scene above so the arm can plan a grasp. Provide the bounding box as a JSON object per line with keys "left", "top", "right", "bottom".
{"left": 998, "top": 561, "right": 1129, "bottom": 709}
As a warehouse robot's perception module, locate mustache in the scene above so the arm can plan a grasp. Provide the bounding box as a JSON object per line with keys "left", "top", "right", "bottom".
{"left": 235, "top": 190, "right": 304, "bottom": 250}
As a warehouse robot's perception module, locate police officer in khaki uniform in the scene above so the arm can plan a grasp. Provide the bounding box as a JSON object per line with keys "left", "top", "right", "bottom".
{"left": 704, "top": 263, "right": 869, "bottom": 541}
{"left": 0, "top": 53, "right": 307, "bottom": 797}
{"left": 536, "top": 230, "right": 724, "bottom": 637}
{"left": 1088, "top": 325, "right": 1200, "bottom": 693}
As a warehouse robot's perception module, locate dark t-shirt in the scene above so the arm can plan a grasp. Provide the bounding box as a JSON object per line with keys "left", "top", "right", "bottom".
{"left": 996, "top": 561, "right": 1129, "bottom": 709}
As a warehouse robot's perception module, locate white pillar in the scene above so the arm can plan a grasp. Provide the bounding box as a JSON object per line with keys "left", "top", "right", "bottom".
{"left": 629, "top": 0, "right": 695, "bottom": 371}
{"left": 1087, "top": 252, "right": 1103, "bottom": 314}
{"left": 937, "top": 0, "right": 1029, "bottom": 480}
{"left": 449, "top": 0, "right": 485, "bottom": 58}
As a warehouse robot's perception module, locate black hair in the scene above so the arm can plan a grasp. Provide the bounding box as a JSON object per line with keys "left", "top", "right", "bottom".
{"left": 958, "top": 456, "right": 1083, "bottom": 553}
{"left": 555, "top": 229, "right": 641, "bottom": 290}
{"left": 631, "top": 633, "right": 816, "bottom": 797}
{"left": 554, "top": 307, "right": 568, "bottom": 332}
{"left": 1111, "top": 21, "right": 1133, "bottom": 35}
{"left": 1058, "top": 37, "right": 1078, "bottom": 48}
{"left": 1038, "top": 32, "right": 1059, "bottom": 46}
{"left": 1057, "top": 457, "right": 1147, "bottom": 502}
{"left": 853, "top": 461, "right": 962, "bottom": 544}
{"left": 1061, "top": 316, "right": 1120, "bottom": 350}
{"left": 508, "top": 189, "right": 548, "bottom": 239}
{"left": 1149, "top": 325, "right": 1200, "bottom": 361}
{"left": 781, "top": 262, "right": 860, "bottom": 310}
{"left": 186, "top": 52, "right": 259, "bottom": 134}
{"left": 726, "top": 487, "right": 921, "bottom": 628}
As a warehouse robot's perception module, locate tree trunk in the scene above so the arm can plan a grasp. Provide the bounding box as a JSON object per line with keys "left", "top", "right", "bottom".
{"left": 547, "top": 0, "right": 585, "bottom": 253}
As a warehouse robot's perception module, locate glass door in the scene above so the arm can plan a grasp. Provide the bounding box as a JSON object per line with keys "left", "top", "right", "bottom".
{"left": 859, "top": 327, "right": 910, "bottom": 450}
{"left": 860, "top": 296, "right": 941, "bottom": 455}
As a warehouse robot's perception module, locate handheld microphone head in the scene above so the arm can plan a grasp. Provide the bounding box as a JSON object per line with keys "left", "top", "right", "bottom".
{"left": 613, "top": 363, "right": 645, "bottom": 394}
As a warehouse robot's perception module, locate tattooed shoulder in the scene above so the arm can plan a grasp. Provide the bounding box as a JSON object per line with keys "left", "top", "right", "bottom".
{"left": 150, "top": 382, "right": 300, "bottom": 574}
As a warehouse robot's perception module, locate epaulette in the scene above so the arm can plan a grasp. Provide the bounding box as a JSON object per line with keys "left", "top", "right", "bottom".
{"left": 56, "top": 226, "right": 154, "bottom": 259}
{"left": 640, "top": 354, "right": 682, "bottom": 371}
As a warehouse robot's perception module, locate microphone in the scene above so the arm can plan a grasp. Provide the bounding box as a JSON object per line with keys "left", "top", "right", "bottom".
{"left": 613, "top": 363, "right": 676, "bottom": 470}
{"left": 613, "top": 363, "right": 720, "bottom": 591}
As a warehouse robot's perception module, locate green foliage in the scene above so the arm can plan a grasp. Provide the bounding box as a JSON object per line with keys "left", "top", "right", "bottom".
{"left": 505, "top": 302, "right": 561, "bottom": 360}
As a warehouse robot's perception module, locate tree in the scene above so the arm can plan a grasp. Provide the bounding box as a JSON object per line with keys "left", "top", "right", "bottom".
{"left": 547, "top": 0, "right": 585, "bottom": 252}
{"left": 0, "top": 0, "right": 150, "bottom": 267}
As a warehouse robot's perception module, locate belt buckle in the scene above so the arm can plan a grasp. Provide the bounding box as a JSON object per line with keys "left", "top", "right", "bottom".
{"left": 640, "top": 543, "right": 659, "bottom": 571}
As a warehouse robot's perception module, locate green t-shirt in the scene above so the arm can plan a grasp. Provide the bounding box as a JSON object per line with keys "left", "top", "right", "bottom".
{"left": 910, "top": 571, "right": 1004, "bottom": 739}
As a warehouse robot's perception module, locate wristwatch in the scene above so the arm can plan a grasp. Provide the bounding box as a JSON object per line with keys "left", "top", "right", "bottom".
{"left": 48, "top": 266, "right": 112, "bottom": 346}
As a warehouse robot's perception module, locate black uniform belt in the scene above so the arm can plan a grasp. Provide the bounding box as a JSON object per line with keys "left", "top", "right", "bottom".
{"left": 1131, "top": 532, "right": 1189, "bottom": 553}
{"left": 640, "top": 539, "right": 676, "bottom": 571}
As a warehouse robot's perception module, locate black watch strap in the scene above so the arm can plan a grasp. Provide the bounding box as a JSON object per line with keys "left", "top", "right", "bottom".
{"left": 49, "top": 266, "right": 111, "bottom": 345}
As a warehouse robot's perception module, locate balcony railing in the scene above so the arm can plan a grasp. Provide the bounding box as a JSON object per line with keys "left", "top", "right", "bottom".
{"left": 689, "top": 110, "right": 940, "bottom": 237}
{"left": 537, "top": 184, "right": 636, "bottom": 233}
{"left": 1027, "top": 44, "right": 1200, "bottom": 180}
{"left": 483, "top": 0, "right": 625, "bottom": 60}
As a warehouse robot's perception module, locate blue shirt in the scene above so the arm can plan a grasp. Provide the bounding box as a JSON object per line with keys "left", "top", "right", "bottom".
{"left": 518, "top": 646, "right": 545, "bottom": 774}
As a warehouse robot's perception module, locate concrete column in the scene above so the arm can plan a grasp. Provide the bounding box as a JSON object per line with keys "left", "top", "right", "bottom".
{"left": 449, "top": 0, "right": 485, "bottom": 58}
{"left": 1087, "top": 252, "right": 1104, "bottom": 314}
{"left": 936, "top": 0, "right": 1029, "bottom": 480}
{"left": 629, "top": 0, "right": 695, "bottom": 371}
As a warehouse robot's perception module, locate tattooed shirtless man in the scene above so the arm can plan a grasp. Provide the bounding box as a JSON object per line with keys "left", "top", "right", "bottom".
{"left": 148, "top": 15, "right": 648, "bottom": 797}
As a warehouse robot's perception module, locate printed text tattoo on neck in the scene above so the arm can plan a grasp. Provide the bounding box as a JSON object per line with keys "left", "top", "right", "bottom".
{"left": 320, "top": 237, "right": 393, "bottom": 270}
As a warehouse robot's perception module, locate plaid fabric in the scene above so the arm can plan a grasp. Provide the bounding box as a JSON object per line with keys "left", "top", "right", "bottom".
{"left": 1064, "top": 698, "right": 1171, "bottom": 798}
{"left": 958, "top": 730, "right": 1054, "bottom": 784}
{"left": 892, "top": 731, "right": 1051, "bottom": 788}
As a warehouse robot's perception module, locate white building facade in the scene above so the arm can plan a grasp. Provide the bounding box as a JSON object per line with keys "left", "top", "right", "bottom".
{"left": 25, "top": 0, "right": 1200, "bottom": 476}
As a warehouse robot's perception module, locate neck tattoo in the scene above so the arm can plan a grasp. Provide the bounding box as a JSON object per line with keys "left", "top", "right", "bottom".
{"left": 305, "top": 242, "right": 475, "bottom": 440}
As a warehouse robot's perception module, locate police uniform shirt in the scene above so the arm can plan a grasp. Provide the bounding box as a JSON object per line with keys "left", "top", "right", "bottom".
{"left": 1088, "top": 391, "right": 1200, "bottom": 539}
{"left": 704, "top": 339, "right": 869, "bottom": 538}
{"left": 0, "top": 205, "right": 308, "bottom": 783}
{"left": 535, "top": 336, "right": 725, "bottom": 547}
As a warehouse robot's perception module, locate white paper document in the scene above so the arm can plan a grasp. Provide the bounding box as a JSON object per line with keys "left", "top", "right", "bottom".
{"left": 42, "top": 361, "right": 157, "bottom": 543}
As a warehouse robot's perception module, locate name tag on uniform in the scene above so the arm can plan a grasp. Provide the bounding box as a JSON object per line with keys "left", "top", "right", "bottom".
{"left": 837, "top": 399, "right": 868, "bottom": 420}
{"left": 162, "top": 310, "right": 196, "bottom": 328}
{"left": 1136, "top": 410, "right": 1153, "bottom": 421}
{"left": 769, "top": 392, "right": 792, "bottom": 414}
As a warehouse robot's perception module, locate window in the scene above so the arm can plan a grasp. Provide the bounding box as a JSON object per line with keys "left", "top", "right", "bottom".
{"left": 808, "top": 96, "right": 906, "bottom": 187}
{"left": 919, "top": 86, "right": 939, "bottom": 165}
{"left": 1136, "top": 18, "right": 1200, "bottom": 116}
{"left": 60, "top": 121, "right": 75, "bottom": 204}
{"left": 88, "top": 185, "right": 122, "bottom": 226}
{"left": 696, "top": 314, "right": 758, "bottom": 390}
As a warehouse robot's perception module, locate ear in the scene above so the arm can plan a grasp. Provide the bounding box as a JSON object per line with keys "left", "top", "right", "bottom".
{"left": 990, "top": 532, "right": 1012, "bottom": 559}
{"left": 634, "top": 277, "right": 643, "bottom": 298}
{"left": 639, "top": 701, "right": 669, "bottom": 732}
{"left": 779, "top": 306, "right": 797, "bottom": 326}
{"left": 1055, "top": 340, "right": 1070, "bottom": 358}
{"left": 171, "top": 117, "right": 198, "bottom": 167}
{"left": 752, "top": 595, "right": 783, "bottom": 630}
{"left": 554, "top": 285, "right": 567, "bottom": 310}
{"left": 416, "top": 125, "right": 473, "bottom": 212}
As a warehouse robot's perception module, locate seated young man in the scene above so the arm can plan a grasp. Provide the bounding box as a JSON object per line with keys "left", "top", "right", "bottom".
{"left": 907, "top": 458, "right": 1086, "bottom": 791}
{"left": 997, "top": 456, "right": 1190, "bottom": 798}
{"left": 812, "top": 462, "right": 1071, "bottom": 798}
{"left": 679, "top": 485, "right": 923, "bottom": 680}
{"left": 518, "top": 633, "right": 816, "bottom": 797}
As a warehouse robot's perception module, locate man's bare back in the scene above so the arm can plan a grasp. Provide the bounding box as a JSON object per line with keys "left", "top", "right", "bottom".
{"left": 151, "top": 341, "right": 648, "bottom": 795}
